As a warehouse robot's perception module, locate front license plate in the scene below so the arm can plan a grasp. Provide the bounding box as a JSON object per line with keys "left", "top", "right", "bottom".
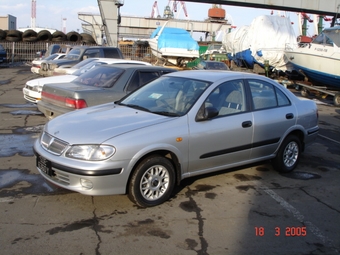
{"left": 36, "top": 154, "right": 52, "bottom": 176}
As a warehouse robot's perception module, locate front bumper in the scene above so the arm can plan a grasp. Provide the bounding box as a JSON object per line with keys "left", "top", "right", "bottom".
{"left": 33, "top": 139, "right": 130, "bottom": 196}
{"left": 23, "top": 87, "right": 40, "bottom": 103}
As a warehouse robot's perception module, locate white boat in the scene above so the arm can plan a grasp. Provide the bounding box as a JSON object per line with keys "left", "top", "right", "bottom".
{"left": 147, "top": 21, "right": 199, "bottom": 67}
{"left": 284, "top": 26, "right": 340, "bottom": 88}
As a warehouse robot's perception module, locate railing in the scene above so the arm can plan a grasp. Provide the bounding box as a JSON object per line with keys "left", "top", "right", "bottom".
{"left": 0, "top": 41, "right": 156, "bottom": 64}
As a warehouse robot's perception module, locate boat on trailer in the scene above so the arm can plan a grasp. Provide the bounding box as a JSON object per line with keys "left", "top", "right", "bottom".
{"left": 284, "top": 26, "right": 340, "bottom": 89}
{"left": 284, "top": 25, "right": 340, "bottom": 106}
{"left": 147, "top": 21, "right": 199, "bottom": 67}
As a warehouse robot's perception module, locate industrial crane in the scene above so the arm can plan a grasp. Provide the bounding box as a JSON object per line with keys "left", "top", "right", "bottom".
{"left": 151, "top": 1, "right": 160, "bottom": 18}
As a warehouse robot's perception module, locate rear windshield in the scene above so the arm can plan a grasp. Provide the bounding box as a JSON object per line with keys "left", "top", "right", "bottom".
{"left": 73, "top": 66, "right": 124, "bottom": 88}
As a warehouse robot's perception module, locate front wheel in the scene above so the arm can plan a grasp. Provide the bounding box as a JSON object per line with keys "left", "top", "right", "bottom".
{"left": 272, "top": 135, "right": 301, "bottom": 173}
{"left": 128, "top": 155, "right": 175, "bottom": 207}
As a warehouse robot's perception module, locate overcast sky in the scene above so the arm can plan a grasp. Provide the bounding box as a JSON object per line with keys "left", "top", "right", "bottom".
{"left": 0, "top": 0, "right": 328, "bottom": 37}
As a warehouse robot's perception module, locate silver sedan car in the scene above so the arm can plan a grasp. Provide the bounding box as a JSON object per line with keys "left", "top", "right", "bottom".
{"left": 33, "top": 70, "right": 319, "bottom": 207}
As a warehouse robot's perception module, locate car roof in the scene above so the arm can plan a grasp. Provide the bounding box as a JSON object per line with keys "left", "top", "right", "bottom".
{"left": 165, "top": 70, "right": 266, "bottom": 82}
{"left": 99, "top": 64, "right": 176, "bottom": 71}
{"left": 91, "top": 58, "right": 151, "bottom": 65}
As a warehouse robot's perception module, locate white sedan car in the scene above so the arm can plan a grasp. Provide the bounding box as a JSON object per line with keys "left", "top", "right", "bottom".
{"left": 31, "top": 53, "right": 66, "bottom": 74}
{"left": 23, "top": 58, "right": 152, "bottom": 103}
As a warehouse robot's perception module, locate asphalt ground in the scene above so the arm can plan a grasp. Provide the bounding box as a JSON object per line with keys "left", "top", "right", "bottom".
{"left": 0, "top": 65, "right": 339, "bottom": 255}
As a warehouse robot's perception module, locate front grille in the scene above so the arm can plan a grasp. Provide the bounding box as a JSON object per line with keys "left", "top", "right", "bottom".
{"left": 41, "top": 63, "right": 48, "bottom": 71}
{"left": 48, "top": 63, "right": 54, "bottom": 70}
{"left": 41, "top": 132, "right": 69, "bottom": 155}
{"left": 53, "top": 170, "right": 70, "bottom": 184}
{"left": 24, "top": 94, "right": 37, "bottom": 103}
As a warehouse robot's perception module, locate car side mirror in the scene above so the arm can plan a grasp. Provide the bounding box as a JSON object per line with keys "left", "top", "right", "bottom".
{"left": 195, "top": 106, "right": 219, "bottom": 122}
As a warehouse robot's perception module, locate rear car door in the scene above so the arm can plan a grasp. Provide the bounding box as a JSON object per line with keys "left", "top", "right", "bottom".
{"left": 248, "top": 79, "right": 296, "bottom": 158}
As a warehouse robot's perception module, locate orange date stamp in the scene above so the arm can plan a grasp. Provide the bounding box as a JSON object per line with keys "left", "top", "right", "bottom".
{"left": 255, "top": 227, "right": 307, "bottom": 236}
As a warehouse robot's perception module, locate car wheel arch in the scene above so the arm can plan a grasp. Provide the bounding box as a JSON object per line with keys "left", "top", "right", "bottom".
{"left": 125, "top": 150, "right": 181, "bottom": 194}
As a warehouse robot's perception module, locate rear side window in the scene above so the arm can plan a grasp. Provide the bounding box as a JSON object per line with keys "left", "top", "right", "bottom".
{"left": 126, "top": 71, "right": 160, "bottom": 92}
{"left": 103, "top": 48, "right": 123, "bottom": 58}
{"left": 74, "top": 66, "right": 124, "bottom": 88}
{"left": 249, "top": 80, "right": 290, "bottom": 110}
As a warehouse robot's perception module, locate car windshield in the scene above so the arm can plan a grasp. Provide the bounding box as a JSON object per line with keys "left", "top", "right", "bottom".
{"left": 64, "top": 48, "right": 81, "bottom": 60}
{"left": 206, "top": 62, "right": 228, "bottom": 70}
{"left": 73, "top": 66, "right": 124, "bottom": 88}
{"left": 71, "top": 58, "right": 98, "bottom": 69}
{"left": 44, "top": 54, "right": 62, "bottom": 61}
{"left": 119, "top": 76, "right": 211, "bottom": 117}
{"left": 72, "top": 61, "right": 108, "bottom": 76}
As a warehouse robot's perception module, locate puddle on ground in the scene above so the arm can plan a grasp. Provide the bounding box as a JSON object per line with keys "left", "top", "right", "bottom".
{"left": 0, "top": 79, "right": 11, "bottom": 85}
{"left": 0, "top": 169, "right": 65, "bottom": 195}
{"left": 10, "top": 110, "right": 43, "bottom": 115}
{"left": 280, "top": 171, "right": 321, "bottom": 180}
{"left": 0, "top": 133, "right": 39, "bottom": 157}
{"left": 14, "top": 125, "right": 44, "bottom": 134}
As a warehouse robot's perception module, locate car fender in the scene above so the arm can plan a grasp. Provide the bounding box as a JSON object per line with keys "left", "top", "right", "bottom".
{"left": 125, "top": 142, "right": 188, "bottom": 181}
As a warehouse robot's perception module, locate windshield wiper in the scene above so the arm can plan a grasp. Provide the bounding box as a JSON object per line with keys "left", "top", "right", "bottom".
{"left": 123, "top": 103, "right": 150, "bottom": 112}
{"left": 152, "top": 111, "right": 180, "bottom": 117}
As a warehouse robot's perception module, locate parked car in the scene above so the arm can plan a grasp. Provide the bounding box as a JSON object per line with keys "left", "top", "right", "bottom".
{"left": 33, "top": 70, "right": 319, "bottom": 207}
{"left": 39, "top": 46, "right": 124, "bottom": 76}
{"left": 194, "top": 60, "right": 230, "bottom": 70}
{"left": 52, "top": 57, "right": 151, "bottom": 76}
{"left": 23, "top": 58, "right": 152, "bottom": 103}
{"left": 31, "top": 53, "right": 66, "bottom": 74}
{"left": 35, "top": 44, "right": 73, "bottom": 60}
{"left": 0, "top": 44, "right": 7, "bottom": 64}
{"left": 37, "top": 64, "right": 176, "bottom": 119}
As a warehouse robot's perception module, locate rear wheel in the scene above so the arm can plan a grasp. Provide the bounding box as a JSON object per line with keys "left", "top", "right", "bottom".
{"left": 128, "top": 155, "right": 175, "bottom": 207}
{"left": 334, "top": 92, "right": 340, "bottom": 107}
{"left": 272, "top": 135, "right": 301, "bottom": 173}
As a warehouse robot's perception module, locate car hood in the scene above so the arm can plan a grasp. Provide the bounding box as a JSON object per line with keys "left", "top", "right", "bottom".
{"left": 26, "top": 75, "right": 77, "bottom": 86}
{"left": 45, "top": 103, "right": 172, "bottom": 144}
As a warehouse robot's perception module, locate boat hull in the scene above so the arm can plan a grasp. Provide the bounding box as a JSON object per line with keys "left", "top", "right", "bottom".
{"left": 148, "top": 38, "right": 199, "bottom": 66}
{"left": 285, "top": 45, "right": 340, "bottom": 88}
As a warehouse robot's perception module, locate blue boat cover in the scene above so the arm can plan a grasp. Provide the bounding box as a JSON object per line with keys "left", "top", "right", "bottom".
{"left": 150, "top": 27, "right": 199, "bottom": 50}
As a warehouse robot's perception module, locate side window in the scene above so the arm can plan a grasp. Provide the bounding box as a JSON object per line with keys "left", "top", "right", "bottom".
{"left": 276, "top": 88, "right": 290, "bottom": 106}
{"left": 249, "top": 80, "right": 277, "bottom": 110}
{"left": 83, "top": 49, "right": 100, "bottom": 59}
{"left": 205, "top": 79, "right": 246, "bottom": 117}
{"left": 103, "top": 48, "right": 123, "bottom": 58}
{"left": 126, "top": 71, "right": 159, "bottom": 92}
{"left": 140, "top": 71, "right": 160, "bottom": 86}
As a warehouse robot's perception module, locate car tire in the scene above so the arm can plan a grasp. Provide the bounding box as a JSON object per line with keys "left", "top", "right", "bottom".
{"left": 272, "top": 135, "right": 301, "bottom": 173}
{"left": 128, "top": 155, "right": 175, "bottom": 207}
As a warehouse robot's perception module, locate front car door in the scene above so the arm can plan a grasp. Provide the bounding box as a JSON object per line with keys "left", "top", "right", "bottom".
{"left": 188, "top": 79, "right": 254, "bottom": 176}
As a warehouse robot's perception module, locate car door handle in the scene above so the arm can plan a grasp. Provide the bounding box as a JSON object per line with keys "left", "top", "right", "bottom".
{"left": 286, "top": 113, "right": 294, "bottom": 119}
{"left": 242, "top": 121, "right": 252, "bottom": 128}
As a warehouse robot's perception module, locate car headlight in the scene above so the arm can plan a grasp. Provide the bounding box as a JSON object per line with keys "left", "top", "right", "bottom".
{"left": 49, "top": 64, "right": 58, "bottom": 70}
{"left": 65, "top": 145, "right": 115, "bottom": 161}
{"left": 33, "top": 85, "right": 43, "bottom": 92}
